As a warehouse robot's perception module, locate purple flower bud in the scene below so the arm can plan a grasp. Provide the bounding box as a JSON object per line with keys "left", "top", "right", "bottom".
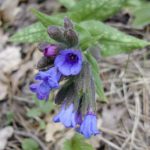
{"left": 64, "top": 17, "right": 73, "bottom": 29}
{"left": 47, "top": 26, "right": 65, "bottom": 43}
{"left": 64, "top": 29, "right": 78, "bottom": 47}
{"left": 43, "top": 45, "right": 58, "bottom": 57}
{"left": 54, "top": 49, "right": 82, "bottom": 76}
{"left": 79, "top": 112, "right": 100, "bottom": 138}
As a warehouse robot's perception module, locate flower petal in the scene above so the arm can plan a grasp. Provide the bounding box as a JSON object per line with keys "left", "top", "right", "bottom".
{"left": 58, "top": 62, "right": 72, "bottom": 76}
{"left": 70, "top": 63, "right": 82, "bottom": 75}
{"left": 54, "top": 55, "right": 65, "bottom": 67}
{"left": 30, "top": 83, "right": 39, "bottom": 92}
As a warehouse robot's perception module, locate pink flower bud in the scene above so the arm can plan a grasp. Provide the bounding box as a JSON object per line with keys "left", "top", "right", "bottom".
{"left": 43, "top": 45, "right": 58, "bottom": 57}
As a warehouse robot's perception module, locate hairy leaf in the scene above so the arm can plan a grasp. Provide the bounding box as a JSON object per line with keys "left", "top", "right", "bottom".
{"left": 57, "top": 0, "right": 77, "bottom": 9}
{"left": 85, "top": 52, "right": 106, "bottom": 102}
{"left": 10, "top": 22, "right": 51, "bottom": 43}
{"left": 63, "top": 134, "right": 94, "bottom": 150}
{"left": 80, "top": 20, "right": 150, "bottom": 56}
{"left": 69, "top": 0, "right": 126, "bottom": 21}
{"left": 32, "top": 0, "right": 126, "bottom": 26}
{"left": 132, "top": 3, "right": 150, "bottom": 28}
{"left": 31, "top": 9, "right": 63, "bottom": 26}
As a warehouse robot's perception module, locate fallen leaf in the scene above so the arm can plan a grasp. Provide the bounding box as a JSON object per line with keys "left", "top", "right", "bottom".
{"left": 102, "top": 104, "right": 126, "bottom": 130}
{"left": 0, "top": 30, "right": 8, "bottom": 52}
{"left": 0, "top": 126, "right": 14, "bottom": 150}
{"left": 11, "top": 61, "right": 33, "bottom": 93}
{"left": 0, "top": 81, "right": 8, "bottom": 101}
{"left": 0, "top": 46, "right": 21, "bottom": 73}
{"left": 0, "top": 0, "right": 21, "bottom": 23}
{"left": 45, "top": 121, "right": 65, "bottom": 142}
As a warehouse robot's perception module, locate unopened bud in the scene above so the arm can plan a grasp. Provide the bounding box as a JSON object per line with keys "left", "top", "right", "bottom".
{"left": 47, "top": 26, "right": 65, "bottom": 43}
{"left": 43, "top": 45, "right": 58, "bottom": 57}
{"left": 38, "top": 43, "right": 58, "bottom": 57}
{"left": 37, "top": 56, "right": 53, "bottom": 69}
{"left": 64, "top": 29, "right": 78, "bottom": 47}
{"left": 64, "top": 17, "right": 73, "bottom": 29}
{"left": 38, "top": 43, "right": 49, "bottom": 52}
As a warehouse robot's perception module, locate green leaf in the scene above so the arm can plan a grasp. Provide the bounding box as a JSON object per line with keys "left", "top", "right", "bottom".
{"left": 125, "top": 0, "right": 143, "bottom": 7}
{"left": 63, "top": 134, "right": 94, "bottom": 150}
{"left": 32, "top": 0, "right": 125, "bottom": 28}
{"left": 125, "top": 0, "right": 150, "bottom": 28}
{"left": 69, "top": 0, "right": 126, "bottom": 21}
{"left": 85, "top": 51, "right": 106, "bottom": 102}
{"left": 39, "top": 120, "right": 46, "bottom": 129}
{"left": 57, "top": 0, "right": 77, "bottom": 9}
{"left": 6, "top": 111, "right": 14, "bottom": 124}
{"left": 22, "top": 138, "right": 39, "bottom": 150}
{"left": 10, "top": 22, "right": 51, "bottom": 43}
{"left": 27, "top": 96, "right": 54, "bottom": 118}
{"left": 31, "top": 9, "right": 63, "bottom": 27}
{"left": 132, "top": 3, "right": 150, "bottom": 28}
{"left": 30, "top": 10, "right": 100, "bottom": 51}
{"left": 38, "top": 100, "right": 55, "bottom": 114}
{"left": 80, "top": 20, "right": 150, "bottom": 56}
{"left": 75, "top": 24, "right": 93, "bottom": 50}
{"left": 27, "top": 108, "right": 42, "bottom": 118}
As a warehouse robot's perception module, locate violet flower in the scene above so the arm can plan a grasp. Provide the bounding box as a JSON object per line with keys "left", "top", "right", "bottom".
{"left": 35, "top": 67, "right": 61, "bottom": 89}
{"left": 79, "top": 112, "right": 100, "bottom": 138}
{"left": 53, "top": 103, "right": 81, "bottom": 128}
{"left": 30, "top": 67, "right": 61, "bottom": 100}
{"left": 30, "top": 81, "right": 51, "bottom": 100}
{"left": 54, "top": 49, "right": 82, "bottom": 76}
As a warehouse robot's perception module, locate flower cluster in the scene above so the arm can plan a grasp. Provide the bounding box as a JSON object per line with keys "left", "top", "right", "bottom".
{"left": 53, "top": 103, "right": 99, "bottom": 138}
{"left": 30, "top": 49, "right": 82, "bottom": 100}
{"left": 30, "top": 17, "right": 99, "bottom": 138}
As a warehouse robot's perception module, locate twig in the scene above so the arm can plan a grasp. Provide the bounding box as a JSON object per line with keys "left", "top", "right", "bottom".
{"left": 98, "top": 136, "right": 122, "bottom": 150}
{"left": 129, "top": 93, "right": 141, "bottom": 150}
{"left": 13, "top": 95, "right": 34, "bottom": 104}
{"left": 121, "top": 135, "right": 131, "bottom": 149}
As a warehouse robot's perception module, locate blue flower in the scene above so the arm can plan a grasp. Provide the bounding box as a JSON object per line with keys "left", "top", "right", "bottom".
{"left": 53, "top": 103, "right": 80, "bottom": 128}
{"left": 79, "top": 113, "right": 100, "bottom": 138}
{"left": 35, "top": 67, "right": 61, "bottom": 89}
{"left": 54, "top": 49, "right": 82, "bottom": 76}
{"left": 30, "top": 67, "right": 61, "bottom": 100}
{"left": 30, "top": 81, "right": 51, "bottom": 100}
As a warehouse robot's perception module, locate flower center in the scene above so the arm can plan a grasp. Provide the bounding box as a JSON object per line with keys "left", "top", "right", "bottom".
{"left": 67, "top": 53, "right": 78, "bottom": 63}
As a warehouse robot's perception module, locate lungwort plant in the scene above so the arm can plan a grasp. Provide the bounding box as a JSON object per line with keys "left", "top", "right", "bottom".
{"left": 10, "top": 0, "right": 150, "bottom": 140}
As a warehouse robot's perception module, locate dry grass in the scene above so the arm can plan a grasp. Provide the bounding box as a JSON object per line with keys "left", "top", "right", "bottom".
{"left": 96, "top": 47, "right": 150, "bottom": 150}
{"left": 0, "top": 0, "right": 150, "bottom": 149}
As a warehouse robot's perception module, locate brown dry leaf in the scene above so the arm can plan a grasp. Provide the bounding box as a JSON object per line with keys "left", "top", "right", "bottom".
{"left": 102, "top": 104, "right": 126, "bottom": 130}
{"left": 0, "top": 0, "right": 21, "bottom": 23}
{"left": 45, "top": 121, "right": 65, "bottom": 142}
{"left": 0, "top": 81, "right": 8, "bottom": 100}
{"left": 11, "top": 61, "right": 33, "bottom": 93}
{"left": 0, "top": 46, "right": 21, "bottom": 73}
{"left": 54, "top": 129, "right": 75, "bottom": 150}
{"left": 0, "top": 46, "right": 21, "bottom": 99}
{"left": 0, "top": 126, "right": 14, "bottom": 150}
{"left": 0, "top": 30, "right": 8, "bottom": 52}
